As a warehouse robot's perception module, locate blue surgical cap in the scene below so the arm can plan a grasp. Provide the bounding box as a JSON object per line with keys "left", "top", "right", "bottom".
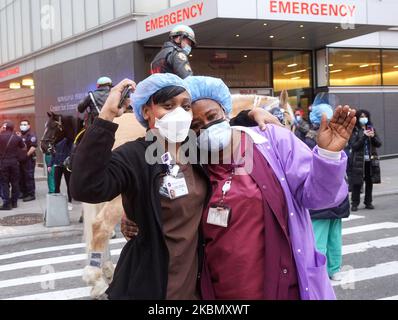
{"left": 132, "top": 73, "right": 191, "bottom": 128}
{"left": 184, "top": 76, "right": 232, "bottom": 115}
{"left": 310, "top": 103, "right": 334, "bottom": 125}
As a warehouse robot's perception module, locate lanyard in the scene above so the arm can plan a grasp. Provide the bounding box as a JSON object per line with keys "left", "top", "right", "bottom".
{"left": 219, "top": 169, "right": 235, "bottom": 206}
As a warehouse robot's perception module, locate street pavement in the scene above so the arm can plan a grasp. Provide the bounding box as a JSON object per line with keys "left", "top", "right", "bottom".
{"left": 0, "top": 159, "right": 397, "bottom": 300}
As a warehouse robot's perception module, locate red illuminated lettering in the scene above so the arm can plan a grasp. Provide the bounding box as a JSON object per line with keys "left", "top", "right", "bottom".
{"left": 339, "top": 5, "right": 347, "bottom": 17}
{"left": 170, "top": 12, "right": 177, "bottom": 24}
{"left": 267, "top": 1, "right": 358, "bottom": 19}
{"left": 330, "top": 4, "right": 338, "bottom": 17}
{"left": 150, "top": 19, "right": 159, "bottom": 31}
{"left": 270, "top": 0, "right": 278, "bottom": 13}
{"left": 0, "top": 66, "right": 20, "bottom": 78}
{"left": 292, "top": 2, "right": 299, "bottom": 14}
{"left": 145, "top": 2, "right": 204, "bottom": 32}
{"left": 177, "top": 9, "right": 183, "bottom": 22}
{"left": 320, "top": 4, "right": 328, "bottom": 16}
{"left": 301, "top": 2, "right": 309, "bottom": 15}
{"left": 183, "top": 7, "right": 190, "bottom": 20}
{"left": 197, "top": 2, "right": 204, "bottom": 15}
{"left": 163, "top": 14, "right": 169, "bottom": 27}
{"left": 191, "top": 6, "right": 197, "bottom": 18}
{"left": 280, "top": 1, "right": 290, "bottom": 13}
{"left": 310, "top": 3, "right": 319, "bottom": 15}
{"left": 349, "top": 5, "right": 356, "bottom": 17}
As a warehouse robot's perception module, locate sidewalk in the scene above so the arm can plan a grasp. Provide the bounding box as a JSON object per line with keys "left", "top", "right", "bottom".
{"left": 373, "top": 158, "right": 398, "bottom": 198}
{"left": 0, "top": 158, "right": 397, "bottom": 246}
{"left": 0, "top": 167, "right": 84, "bottom": 246}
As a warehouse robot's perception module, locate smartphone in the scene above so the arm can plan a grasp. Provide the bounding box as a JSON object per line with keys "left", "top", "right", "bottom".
{"left": 118, "top": 86, "right": 132, "bottom": 109}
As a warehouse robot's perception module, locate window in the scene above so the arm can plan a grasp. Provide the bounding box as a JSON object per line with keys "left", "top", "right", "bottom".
{"left": 144, "top": 48, "right": 271, "bottom": 88}
{"left": 382, "top": 50, "right": 398, "bottom": 86}
{"left": 328, "top": 48, "right": 381, "bottom": 86}
{"left": 273, "top": 51, "right": 312, "bottom": 92}
{"left": 190, "top": 49, "right": 271, "bottom": 88}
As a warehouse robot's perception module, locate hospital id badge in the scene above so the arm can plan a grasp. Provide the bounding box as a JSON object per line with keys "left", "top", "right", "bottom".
{"left": 160, "top": 173, "right": 189, "bottom": 200}
{"left": 207, "top": 205, "right": 231, "bottom": 228}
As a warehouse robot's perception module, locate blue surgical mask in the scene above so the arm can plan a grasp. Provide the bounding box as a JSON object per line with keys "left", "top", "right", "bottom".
{"left": 183, "top": 45, "right": 192, "bottom": 56}
{"left": 296, "top": 116, "right": 302, "bottom": 123}
{"left": 197, "top": 120, "right": 232, "bottom": 153}
{"left": 359, "top": 118, "right": 369, "bottom": 126}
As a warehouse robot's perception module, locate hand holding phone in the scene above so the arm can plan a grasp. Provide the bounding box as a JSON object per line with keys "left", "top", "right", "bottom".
{"left": 118, "top": 85, "right": 132, "bottom": 109}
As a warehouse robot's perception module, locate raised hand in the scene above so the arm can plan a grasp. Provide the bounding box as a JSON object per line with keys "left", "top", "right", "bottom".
{"left": 100, "top": 79, "right": 136, "bottom": 122}
{"left": 317, "top": 105, "right": 357, "bottom": 152}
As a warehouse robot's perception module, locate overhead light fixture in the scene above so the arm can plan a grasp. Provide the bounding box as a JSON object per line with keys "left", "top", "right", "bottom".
{"left": 299, "top": 25, "right": 304, "bottom": 28}
{"left": 291, "top": 77, "right": 301, "bottom": 80}
{"left": 269, "top": 35, "right": 275, "bottom": 39}
{"left": 283, "top": 69, "right": 307, "bottom": 76}
{"left": 263, "top": 23, "right": 268, "bottom": 26}
{"left": 189, "top": 54, "right": 193, "bottom": 57}
{"left": 9, "top": 82, "right": 21, "bottom": 89}
{"left": 288, "top": 63, "right": 298, "bottom": 68}
{"left": 243, "top": 55, "right": 248, "bottom": 58}
{"left": 388, "top": 27, "right": 398, "bottom": 31}
{"left": 359, "top": 64, "right": 369, "bottom": 68}
{"left": 30, "top": 85, "right": 35, "bottom": 90}
{"left": 328, "top": 64, "right": 334, "bottom": 67}
{"left": 22, "top": 78, "right": 34, "bottom": 86}
{"left": 301, "top": 36, "right": 306, "bottom": 39}
{"left": 393, "top": 65, "right": 398, "bottom": 68}
{"left": 330, "top": 69, "right": 343, "bottom": 73}
{"left": 335, "top": 26, "right": 339, "bottom": 29}
{"left": 235, "top": 34, "right": 240, "bottom": 37}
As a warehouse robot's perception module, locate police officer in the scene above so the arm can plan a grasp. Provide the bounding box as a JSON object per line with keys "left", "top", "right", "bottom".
{"left": 151, "top": 25, "right": 196, "bottom": 79}
{"left": 19, "top": 120, "right": 38, "bottom": 202}
{"left": 0, "top": 121, "right": 25, "bottom": 210}
{"left": 77, "top": 77, "right": 113, "bottom": 127}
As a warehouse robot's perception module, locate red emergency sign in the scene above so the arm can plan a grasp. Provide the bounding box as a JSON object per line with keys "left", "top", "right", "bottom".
{"left": 269, "top": 0, "right": 356, "bottom": 17}
{"left": 0, "top": 66, "right": 20, "bottom": 79}
{"left": 145, "top": 2, "right": 204, "bottom": 33}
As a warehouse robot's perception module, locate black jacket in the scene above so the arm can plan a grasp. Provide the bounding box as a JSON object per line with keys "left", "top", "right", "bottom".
{"left": 151, "top": 41, "right": 193, "bottom": 79}
{"left": 70, "top": 112, "right": 254, "bottom": 299}
{"left": 0, "top": 131, "right": 25, "bottom": 164}
{"left": 77, "top": 87, "right": 111, "bottom": 126}
{"left": 348, "top": 127, "right": 382, "bottom": 185}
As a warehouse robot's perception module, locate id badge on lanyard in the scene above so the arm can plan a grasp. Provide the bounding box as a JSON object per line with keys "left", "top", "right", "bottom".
{"left": 207, "top": 170, "right": 234, "bottom": 228}
{"left": 159, "top": 152, "right": 189, "bottom": 200}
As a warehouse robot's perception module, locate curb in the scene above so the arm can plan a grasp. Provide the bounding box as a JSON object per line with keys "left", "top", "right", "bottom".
{"left": 0, "top": 226, "right": 83, "bottom": 247}
{"left": 373, "top": 189, "right": 398, "bottom": 198}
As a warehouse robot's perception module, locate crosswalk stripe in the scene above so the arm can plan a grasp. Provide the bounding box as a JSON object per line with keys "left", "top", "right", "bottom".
{"left": 379, "top": 295, "right": 398, "bottom": 300}
{"left": 343, "top": 214, "right": 365, "bottom": 222}
{"left": 4, "top": 287, "right": 91, "bottom": 300}
{"left": 342, "top": 222, "right": 398, "bottom": 235}
{"left": 0, "top": 248, "right": 122, "bottom": 273}
{"left": 342, "top": 236, "right": 398, "bottom": 255}
{"left": 332, "top": 261, "right": 398, "bottom": 287}
{"left": 0, "top": 269, "right": 82, "bottom": 289}
{"left": 0, "top": 238, "right": 126, "bottom": 261}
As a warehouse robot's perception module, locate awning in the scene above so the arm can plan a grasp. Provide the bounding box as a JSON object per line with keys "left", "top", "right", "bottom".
{"left": 137, "top": 0, "right": 398, "bottom": 49}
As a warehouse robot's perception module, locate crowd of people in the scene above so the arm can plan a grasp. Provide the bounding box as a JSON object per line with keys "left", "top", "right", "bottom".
{"left": 0, "top": 120, "right": 38, "bottom": 210}
{"left": 0, "top": 24, "right": 383, "bottom": 300}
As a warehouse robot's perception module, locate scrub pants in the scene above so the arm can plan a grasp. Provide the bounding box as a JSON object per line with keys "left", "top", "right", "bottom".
{"left": 45, "top": 154, "right": 55, "bottom": 193}
{"left": 311, "top": 218, "right": 343, "bottom": 277}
